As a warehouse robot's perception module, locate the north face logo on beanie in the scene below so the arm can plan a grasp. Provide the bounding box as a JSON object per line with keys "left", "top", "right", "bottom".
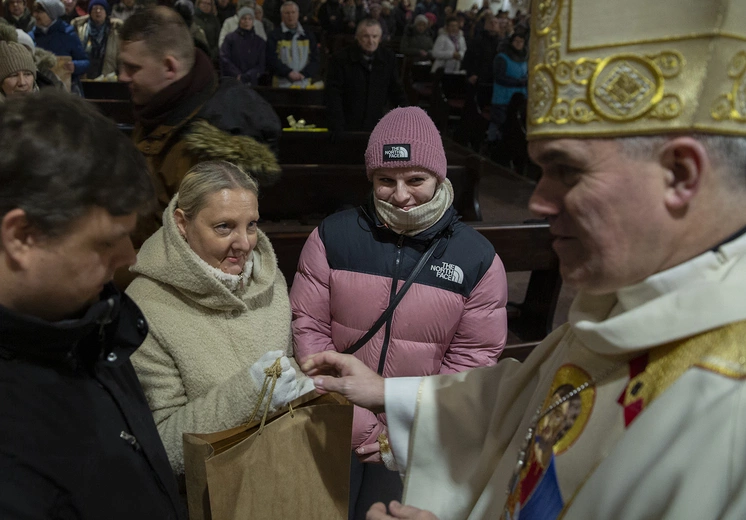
{"left": 383, "top": 144, "right": 411, "bottom": 161}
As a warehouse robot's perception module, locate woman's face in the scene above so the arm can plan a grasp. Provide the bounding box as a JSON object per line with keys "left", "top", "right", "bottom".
{"left": 175, "top": 188, "right": 259, "bottom": 275}
{"left": 446, "top": 20, "right": 459, "bottom": 35}
{"left": 239, "top": 13, "right": 254, "bottom": 29}
{"left": 2, "top": 71, "right": 34, "bottom": 97}
{"left": 373, "top": 168, "right": 438, "bottom": 211}
{"left": 512, "top": 35, "right": 525, "bottom": 51}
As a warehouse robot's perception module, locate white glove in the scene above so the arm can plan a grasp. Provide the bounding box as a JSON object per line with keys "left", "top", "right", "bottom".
{"left": 248, "top": 351, "right": 314, "bottom": 412}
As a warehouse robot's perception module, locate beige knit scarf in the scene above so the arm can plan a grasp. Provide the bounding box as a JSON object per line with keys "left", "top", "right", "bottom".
{"left": 373, "top": 179, "right": 454, "bottom": 236}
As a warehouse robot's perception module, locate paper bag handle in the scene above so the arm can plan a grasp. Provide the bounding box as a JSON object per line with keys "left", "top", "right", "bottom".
{"left": 246, "top": 357, "right": 295, "bottom": 434}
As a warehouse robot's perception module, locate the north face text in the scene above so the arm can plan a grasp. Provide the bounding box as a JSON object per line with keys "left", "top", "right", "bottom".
{"left": 431, "top": 262, "right": 464, "bottom": 284}
{"left": 383, "top": 144, "right": 411, "bottom": 161}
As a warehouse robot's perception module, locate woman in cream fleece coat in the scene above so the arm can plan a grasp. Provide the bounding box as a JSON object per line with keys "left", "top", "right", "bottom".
{"left": 127, "top": 161, "right": 305, "bottom": 475}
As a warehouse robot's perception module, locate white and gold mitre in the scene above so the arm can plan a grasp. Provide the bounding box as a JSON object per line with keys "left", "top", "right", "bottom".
{"left": 527, "top": 0, "right": 746, "bottom": 139}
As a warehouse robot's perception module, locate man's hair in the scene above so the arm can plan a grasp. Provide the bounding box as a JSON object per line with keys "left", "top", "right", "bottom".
{"left": 356, "top": 17, "right": 381, "bottom": 36}
{"left": 177, "top": 161, "right": 258, "bottom": 220}
{"left": 280, "top": 1, "right": 298, "bottom": 12}
{"left": 0, "top": 90, "right": 154, "bottom": 236}
{"left": 618, "top": 134, "right": 746, "bottom": 192}
{"left": 120, "top": 6, "right": 195, "bottom": 71}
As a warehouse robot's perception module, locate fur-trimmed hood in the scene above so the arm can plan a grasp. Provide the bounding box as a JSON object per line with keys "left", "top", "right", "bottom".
{"left": 184, "top": 119, "right": 282, "bottom": 187}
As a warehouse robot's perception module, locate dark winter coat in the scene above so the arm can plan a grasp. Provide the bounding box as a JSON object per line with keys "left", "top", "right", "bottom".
{"left": 318, "top": 0, "right": 346, "bottom": 34}
{"left": 325, "top": 43, "right": 407, "bottom": 132}
{"left": 33, "top": 18, "right": 89, "bottom": 78}
{"left": 0, "top": 284, "right": 185, "bottom": 520}
{"left": 219, "top": 26, "right": 266, "bottom": 85}
{"left": 194, "top": 9, "right": 221, "bottom": 57}
{"left": 462, "top": 31, "right": 503, "bottom": 84}
{"left": 3, "top": 8, "right": 35, "bottom": 32}
{"left": 399, "top": 23, "right": 434, "bottom": 57}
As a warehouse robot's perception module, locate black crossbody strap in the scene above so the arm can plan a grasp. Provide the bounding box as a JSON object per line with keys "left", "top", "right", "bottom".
{"left": 343, "top": 236, "right": 442, "bottom": 356}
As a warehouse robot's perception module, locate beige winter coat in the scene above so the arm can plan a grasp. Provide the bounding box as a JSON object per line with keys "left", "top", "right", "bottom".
{"left": 71, "top": 15, "right": 123, "bottom": 77}
{"left": 127, "top": 195, "right": 293, "bottom": 475}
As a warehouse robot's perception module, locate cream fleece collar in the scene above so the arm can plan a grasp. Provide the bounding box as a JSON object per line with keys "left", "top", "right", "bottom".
{"left": 568, "top": 232, "right": 746, "bottom": 355}
{"left": 131, "top": 195, "right": 279, "bottom": 312}
{"left": 192, "top": 250, "right": 256, "bottom": 294}
{"left": 373, "top": 179, "right": 454, "bottom": 236}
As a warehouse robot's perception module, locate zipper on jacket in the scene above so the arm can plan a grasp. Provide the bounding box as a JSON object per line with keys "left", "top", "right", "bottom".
{"left": 377, "top": 235, "right": 405, "bottom": 375}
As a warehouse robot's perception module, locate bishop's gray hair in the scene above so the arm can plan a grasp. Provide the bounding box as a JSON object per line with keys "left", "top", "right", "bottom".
{"left": 617, "top": 134, "right": 746, "bottom": 191}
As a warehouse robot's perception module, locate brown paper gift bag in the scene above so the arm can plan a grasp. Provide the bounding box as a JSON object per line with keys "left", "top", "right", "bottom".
{"left": 183, "top": 386, "right": 353, "bottom": 520}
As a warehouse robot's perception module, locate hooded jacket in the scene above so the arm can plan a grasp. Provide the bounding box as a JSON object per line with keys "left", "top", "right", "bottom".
{"left": 290, "top": 201, "right": 508, "bottom": 456}
{"left": 33, "top": 18, "right": 90, "bottom": 78}
{"left": 0, "top": 284, "right": 185, "bottom": 519}
{"left": 126, "top": 196, "right": 293, "bottom": 475}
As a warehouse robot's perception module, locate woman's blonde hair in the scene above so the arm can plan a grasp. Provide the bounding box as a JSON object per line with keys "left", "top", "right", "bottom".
{"left": 177, "top": 161, "right": 259, "bottom": 219}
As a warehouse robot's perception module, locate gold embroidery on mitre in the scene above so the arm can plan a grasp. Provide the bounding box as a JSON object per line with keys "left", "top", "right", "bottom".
{"left": 711, "top": 51, "right": 746, "bottom": 122}
{"left": 530, "top": 8, "right": 685, "bottom": 128}
{"left": 526, "top": 0, "right": 746, "bottom": 138}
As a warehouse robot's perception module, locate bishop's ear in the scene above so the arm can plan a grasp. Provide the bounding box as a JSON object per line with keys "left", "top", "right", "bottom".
{"left": 658, "top": 136, "right": 709, "bottom": 212}
{"left": 0, "top": 208, "right": 38, "bottom": 268}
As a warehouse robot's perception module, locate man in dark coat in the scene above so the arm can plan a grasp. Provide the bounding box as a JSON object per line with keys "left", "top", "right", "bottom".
{"left": 325, "top": 18, "right": 407, "bottom": 133}
{"left": 0, "top": 90, "right": 185, "bottom": 520}
{"left": 2, "top": 0, "right": 35, "bottom": 31}
{"left": 118, "top": 7, "right": 282, "bottom": 246}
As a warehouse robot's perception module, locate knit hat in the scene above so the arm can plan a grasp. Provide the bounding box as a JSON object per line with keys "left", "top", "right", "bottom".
{"left": 237, "top": 6, "right": 254, "bottom": 19}
{"left": 0, "top": 41, "right": 36, "bottom": 83}
{"left": 15, "top": 30, "right": 35, "bottom": 51}
{"left": 88, "top": 0, "right": 110, "bottom": 15}
{"left": 423, "top": 12, "right": 436, "bottom": 25}
{"left": 413, "top": 14, "right": 428, "bottom": 25}
{"left": 365, "top": 107, "right": 447, "bottom": 182}
{"left": 34, "top": 0, "right": 65, "bottom": 20}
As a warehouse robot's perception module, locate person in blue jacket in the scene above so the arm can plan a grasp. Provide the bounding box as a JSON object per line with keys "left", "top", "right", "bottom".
{"left": 488, "top": 31, "right": 527, "bottom": 144}
{"left": 31, "top": 0, "right": 89, "bottom": 95}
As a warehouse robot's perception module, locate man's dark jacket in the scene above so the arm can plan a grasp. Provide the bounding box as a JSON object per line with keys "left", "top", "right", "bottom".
{"left": 0, "top": 284, "right": 186, "bottom": 519}
{"left": 325, "top": 43, "right": 407, "bottom": 132}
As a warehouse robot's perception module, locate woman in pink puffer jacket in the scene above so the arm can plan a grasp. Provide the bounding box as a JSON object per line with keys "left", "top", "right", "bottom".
{"left": 290, "top": 107, "right": 508, "bottom": 519}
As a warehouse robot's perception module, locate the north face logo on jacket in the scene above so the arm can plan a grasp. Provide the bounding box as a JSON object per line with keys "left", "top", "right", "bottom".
{"left": 431, "top": 261, "right": 464, "bottom": 284}
{"left": 383, "top": 144, "right": 411, "bottom": 161}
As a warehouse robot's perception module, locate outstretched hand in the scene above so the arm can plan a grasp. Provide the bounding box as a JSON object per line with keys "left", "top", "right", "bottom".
{"left": 367, "top": 501, "right": 439, "bottom": 520}
{"left": 301, "top": 351, "right": 385, "bottom": 414}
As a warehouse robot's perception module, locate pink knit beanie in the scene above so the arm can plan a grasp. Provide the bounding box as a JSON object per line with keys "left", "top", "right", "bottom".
{"left": 365, "top": 107, "right": 448, "bottom": 182}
